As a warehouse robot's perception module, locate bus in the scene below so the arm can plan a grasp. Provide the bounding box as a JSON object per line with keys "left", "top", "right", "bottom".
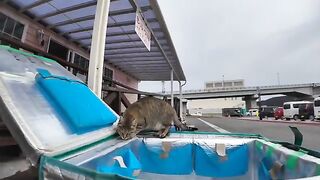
{"left": 283, "top": 101, "right": 313, "bottom": 120}
{"left": 314, "top": 97, "right": 320, "bottom": 120}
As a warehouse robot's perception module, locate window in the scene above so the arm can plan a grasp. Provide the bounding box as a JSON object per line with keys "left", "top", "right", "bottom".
{"left": 4, "top": 17, "right": 14, "bottom": 35}
{"left": 206, "top": 83, "right": 213, "bottom": 88}
{"left": 73, "top": 53, "right": 89, "bottom": 75}
{"left": 283, "top": 104, "right": 290, "bottom": 109}
{"left": 215, "top": 82, "right": 223, "bottom": 87}
{"left": 48, "top": 39, "right": 69, "bottom": 60}
{"left": 0, "top": 13, "right": 25, "bottom": 40}
{"left": 13, "top": 22, "right": 24, "bottom": 39}
{"left": 0, "top": 13, "right": 6, "bottom": 31}
{"left": 224, "top": 82, "right": 233, "bottom": 87}
{"left": 234, "top": 81, "right": 243, "bottom": 86}
{"left": 103, "top": 67, "right": 113, "bottom": 86}
{"left": 315, "top": 100, "right": 320, "bottom": 107}
{"left": 293, "top": 104, "right": 299, "bottom": 108}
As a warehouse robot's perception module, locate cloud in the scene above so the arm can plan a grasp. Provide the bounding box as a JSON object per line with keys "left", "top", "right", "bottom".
{"left": 139, "top": 0, "right": 320, "bottom": 92}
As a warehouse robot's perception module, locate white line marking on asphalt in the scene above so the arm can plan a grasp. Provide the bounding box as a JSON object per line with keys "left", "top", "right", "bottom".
{"left": 197, "top": 118, "right": 230, "bottom": 133}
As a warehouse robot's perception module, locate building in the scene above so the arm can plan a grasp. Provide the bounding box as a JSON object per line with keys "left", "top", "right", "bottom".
{"left": 0, "top": 1, "right": 187, "bottom": 178}
{"left": 188, "top": 80, "right": 246, "bottom": 115}
{"left": 0, "top": 4, "right": 138, "bottom": 104}
{"left": 0, "top": 1, "right": 186, "bottom": 114}
{"left": 205, "top": 79, "right": 244, "bottom": 89}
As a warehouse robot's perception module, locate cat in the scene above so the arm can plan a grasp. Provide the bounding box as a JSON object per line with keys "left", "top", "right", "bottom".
{"left": 116, "top": 96, "right": 188, "bottom": 140}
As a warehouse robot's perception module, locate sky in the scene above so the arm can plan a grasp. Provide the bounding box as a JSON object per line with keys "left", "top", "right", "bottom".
{"left": 139, "top": 0, "right": 320, "bottom": 92}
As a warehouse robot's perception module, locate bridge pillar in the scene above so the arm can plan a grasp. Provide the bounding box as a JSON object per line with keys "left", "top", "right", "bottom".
{"left": 243, "top": 96, "right": 258, "bottom": 110}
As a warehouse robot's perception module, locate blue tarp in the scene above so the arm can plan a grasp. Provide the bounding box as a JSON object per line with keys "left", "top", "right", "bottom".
{"left": 36, "top": 68, "right": 117, "bottom": 133}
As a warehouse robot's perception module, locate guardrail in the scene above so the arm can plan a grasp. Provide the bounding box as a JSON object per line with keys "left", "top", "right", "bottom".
{"left": 164, "top": 83, "right": 320, "bottom": 95}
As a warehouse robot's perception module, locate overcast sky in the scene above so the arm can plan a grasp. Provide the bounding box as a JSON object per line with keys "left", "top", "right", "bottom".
{"left": 139, "top": 0, "right": 320, "bottom": 92}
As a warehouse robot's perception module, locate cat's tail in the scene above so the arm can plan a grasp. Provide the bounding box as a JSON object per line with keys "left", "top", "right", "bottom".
{"left": 173, "top": 115, "right": 190, "bottom": 131}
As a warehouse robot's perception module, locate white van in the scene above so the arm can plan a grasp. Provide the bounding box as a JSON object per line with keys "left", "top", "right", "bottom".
{"left": 283, "top": 101, "right": 312, "bottom": 120}
{"left": 247, "top": 109, "right": 258, "bottom": 116}
{"left": 314, "top": 97, "right": 320, "bottom": 120}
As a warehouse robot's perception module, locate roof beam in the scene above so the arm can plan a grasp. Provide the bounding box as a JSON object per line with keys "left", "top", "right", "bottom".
{"left": 83, "top": 35, "right": 165, "bottom": 46}
{"left": 107, "top": 55, "right": 167, "bottom": 60}
{"left": 72, "top": 28, "right": 162, "bottom": 41}
{"left": 108, "top": 5, "right": 151, "bottom": 16}
{"left": 34, "top": 1, "right": 97, "bottom": 21}
{"left": 62, "top": 18, "right": 157, "bottom": 35}
{"left": 61, "top": 26, "right": 92, "bottom": 35}
{"left": 108, "top": 57, "right": 165, "bottom": 62}
{"left": 48, "top": 6, "right": 152, "bottom": 28}
{"left": 19, "top": 0, "right": 53, "bottom": 13}
{"left": 126, "top": 69, "right": 171, "bottom": 73}
{"left": 105, "top": 44, "right": 168, "bottom": 51}
{"left": 121, "top": 67, "right": 170, "bottom": 70}
{"left": 48, "top": 15, "right": 95, "bottom": 28}
{"left": 114, "top": 62, "right": 169, "bottom": 66}
{"left": 106, "top": 50, "right": 171, "bottom": 56}
{"left": 115, "top": 67, "right": 169, "bottom": 72}
{"left": 109, "top": 60, "right": 165, "bottom": 65}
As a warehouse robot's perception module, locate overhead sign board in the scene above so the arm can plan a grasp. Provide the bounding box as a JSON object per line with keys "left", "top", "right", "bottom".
{"left": 135, "top": 11, "right": 151, "bottom": 51}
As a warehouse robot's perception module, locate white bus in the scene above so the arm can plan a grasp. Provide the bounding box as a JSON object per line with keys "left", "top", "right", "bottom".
{"left": 283, "top": 101, "right": 312, "bottom": 120}
{"left": 314, "top": 97, "right": 320, "bottom": 120}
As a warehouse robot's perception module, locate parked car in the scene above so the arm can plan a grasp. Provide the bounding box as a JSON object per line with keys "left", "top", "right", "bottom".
{"left": 190, "top": 111, "right": 202, "bottom": 116}
{"left": 274, "top": 107, "right": 284, "bottom": 120}
{"left": 247, "top": 109, "right": 258, "bottom": 116}
{"left": 283, "top": 101, "right": 312, "bottom": 120}
{"left": 259, "top": 106, "right": 276, "bottom": 118}
{"left": 222, "top": 108, "right": 242, "bottom": 117}
{"left": 298, "top": 103, "right": 314, "bottom": 120}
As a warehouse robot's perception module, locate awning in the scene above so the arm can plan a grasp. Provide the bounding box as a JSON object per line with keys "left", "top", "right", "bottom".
{"left": 5, "top": 0, "right": 186, "bottom": 81}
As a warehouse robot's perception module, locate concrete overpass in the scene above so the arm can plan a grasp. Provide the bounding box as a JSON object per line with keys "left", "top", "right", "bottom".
{"left": 168, "top": 83, "right": 320, "bottom": 110}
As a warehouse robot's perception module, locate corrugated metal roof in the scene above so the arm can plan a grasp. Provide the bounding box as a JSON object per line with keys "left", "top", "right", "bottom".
{"left": 5, "top": 0, "right": 186, "bottom": 81}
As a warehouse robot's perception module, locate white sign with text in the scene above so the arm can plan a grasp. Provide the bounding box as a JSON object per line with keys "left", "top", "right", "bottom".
{"left": 135, "top": 11, "right": 151, "bottom": 51}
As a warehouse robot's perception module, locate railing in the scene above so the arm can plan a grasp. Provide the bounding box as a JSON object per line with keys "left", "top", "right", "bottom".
{"left": 164, "top": 83, "right": 320, "bottom": 95}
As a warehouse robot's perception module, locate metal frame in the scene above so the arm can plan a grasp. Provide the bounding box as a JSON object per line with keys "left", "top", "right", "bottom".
{"left": 85, "top": 36, "right": 164, "bottom": 46}
{"left": 128, "top": 0, "right": 180, "bottom": 81}
{"left": 19, "top": 0, "right": 52, "bottom": 13}
{"left": 105, "top": 50, "right": 171, "bottom": 56}
{"left": 105, "top": 56, "right": 168, "bottom": 61}
{"left": 73, "top": 28, "right": 162, "bottom": 41}
{"left": 48, "top": 6, "right": 152, "bottom": 29}
{"left": 34, "top": 1, "right": 97, "bottom": 21}
{"left": 105, "top": 44, "right": 169, "bottom": 51}
{"left": 62, "top": 18, "right": 157, "bottom": 35}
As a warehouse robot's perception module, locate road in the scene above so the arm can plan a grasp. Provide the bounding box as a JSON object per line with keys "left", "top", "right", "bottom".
{"left": 186, "top": 116, "right": 320, "bottom": 152}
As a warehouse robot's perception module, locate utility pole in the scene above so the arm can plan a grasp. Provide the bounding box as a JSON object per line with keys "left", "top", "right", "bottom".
{"left": 222, "top": 75, "right": 225, "bottom": 88}
{"left": 277, "top": 72, "right": 280, "bottom": 85}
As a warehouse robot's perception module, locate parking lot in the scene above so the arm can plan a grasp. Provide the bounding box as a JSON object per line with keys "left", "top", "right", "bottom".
{"left": 186, "top": 116, "right": 320, "bottom": 152}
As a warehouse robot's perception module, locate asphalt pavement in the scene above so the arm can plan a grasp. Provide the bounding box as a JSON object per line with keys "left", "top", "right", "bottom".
{"left": 185, "top": 116, "right": 320, "bottom": 152}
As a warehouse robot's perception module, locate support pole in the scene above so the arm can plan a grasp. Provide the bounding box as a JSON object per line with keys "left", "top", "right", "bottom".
{"left": 87, "top": 0, "right": 110, "bottom": 98}
{"left": 257, "top": 87, "right": 262, "bottom": 120}
{"left": 179, "top": 81, "right": 184, "bottom": 123}
{"left": 171, "top": 69, "right": 174, "bottom": 107}
{"left": 162, "top": 81, "right": 165, "bottom": 95}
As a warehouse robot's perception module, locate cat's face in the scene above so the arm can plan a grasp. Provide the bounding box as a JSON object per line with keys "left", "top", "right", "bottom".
{"left": 116, "top": 116, "right": 138, "bottom": 140}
